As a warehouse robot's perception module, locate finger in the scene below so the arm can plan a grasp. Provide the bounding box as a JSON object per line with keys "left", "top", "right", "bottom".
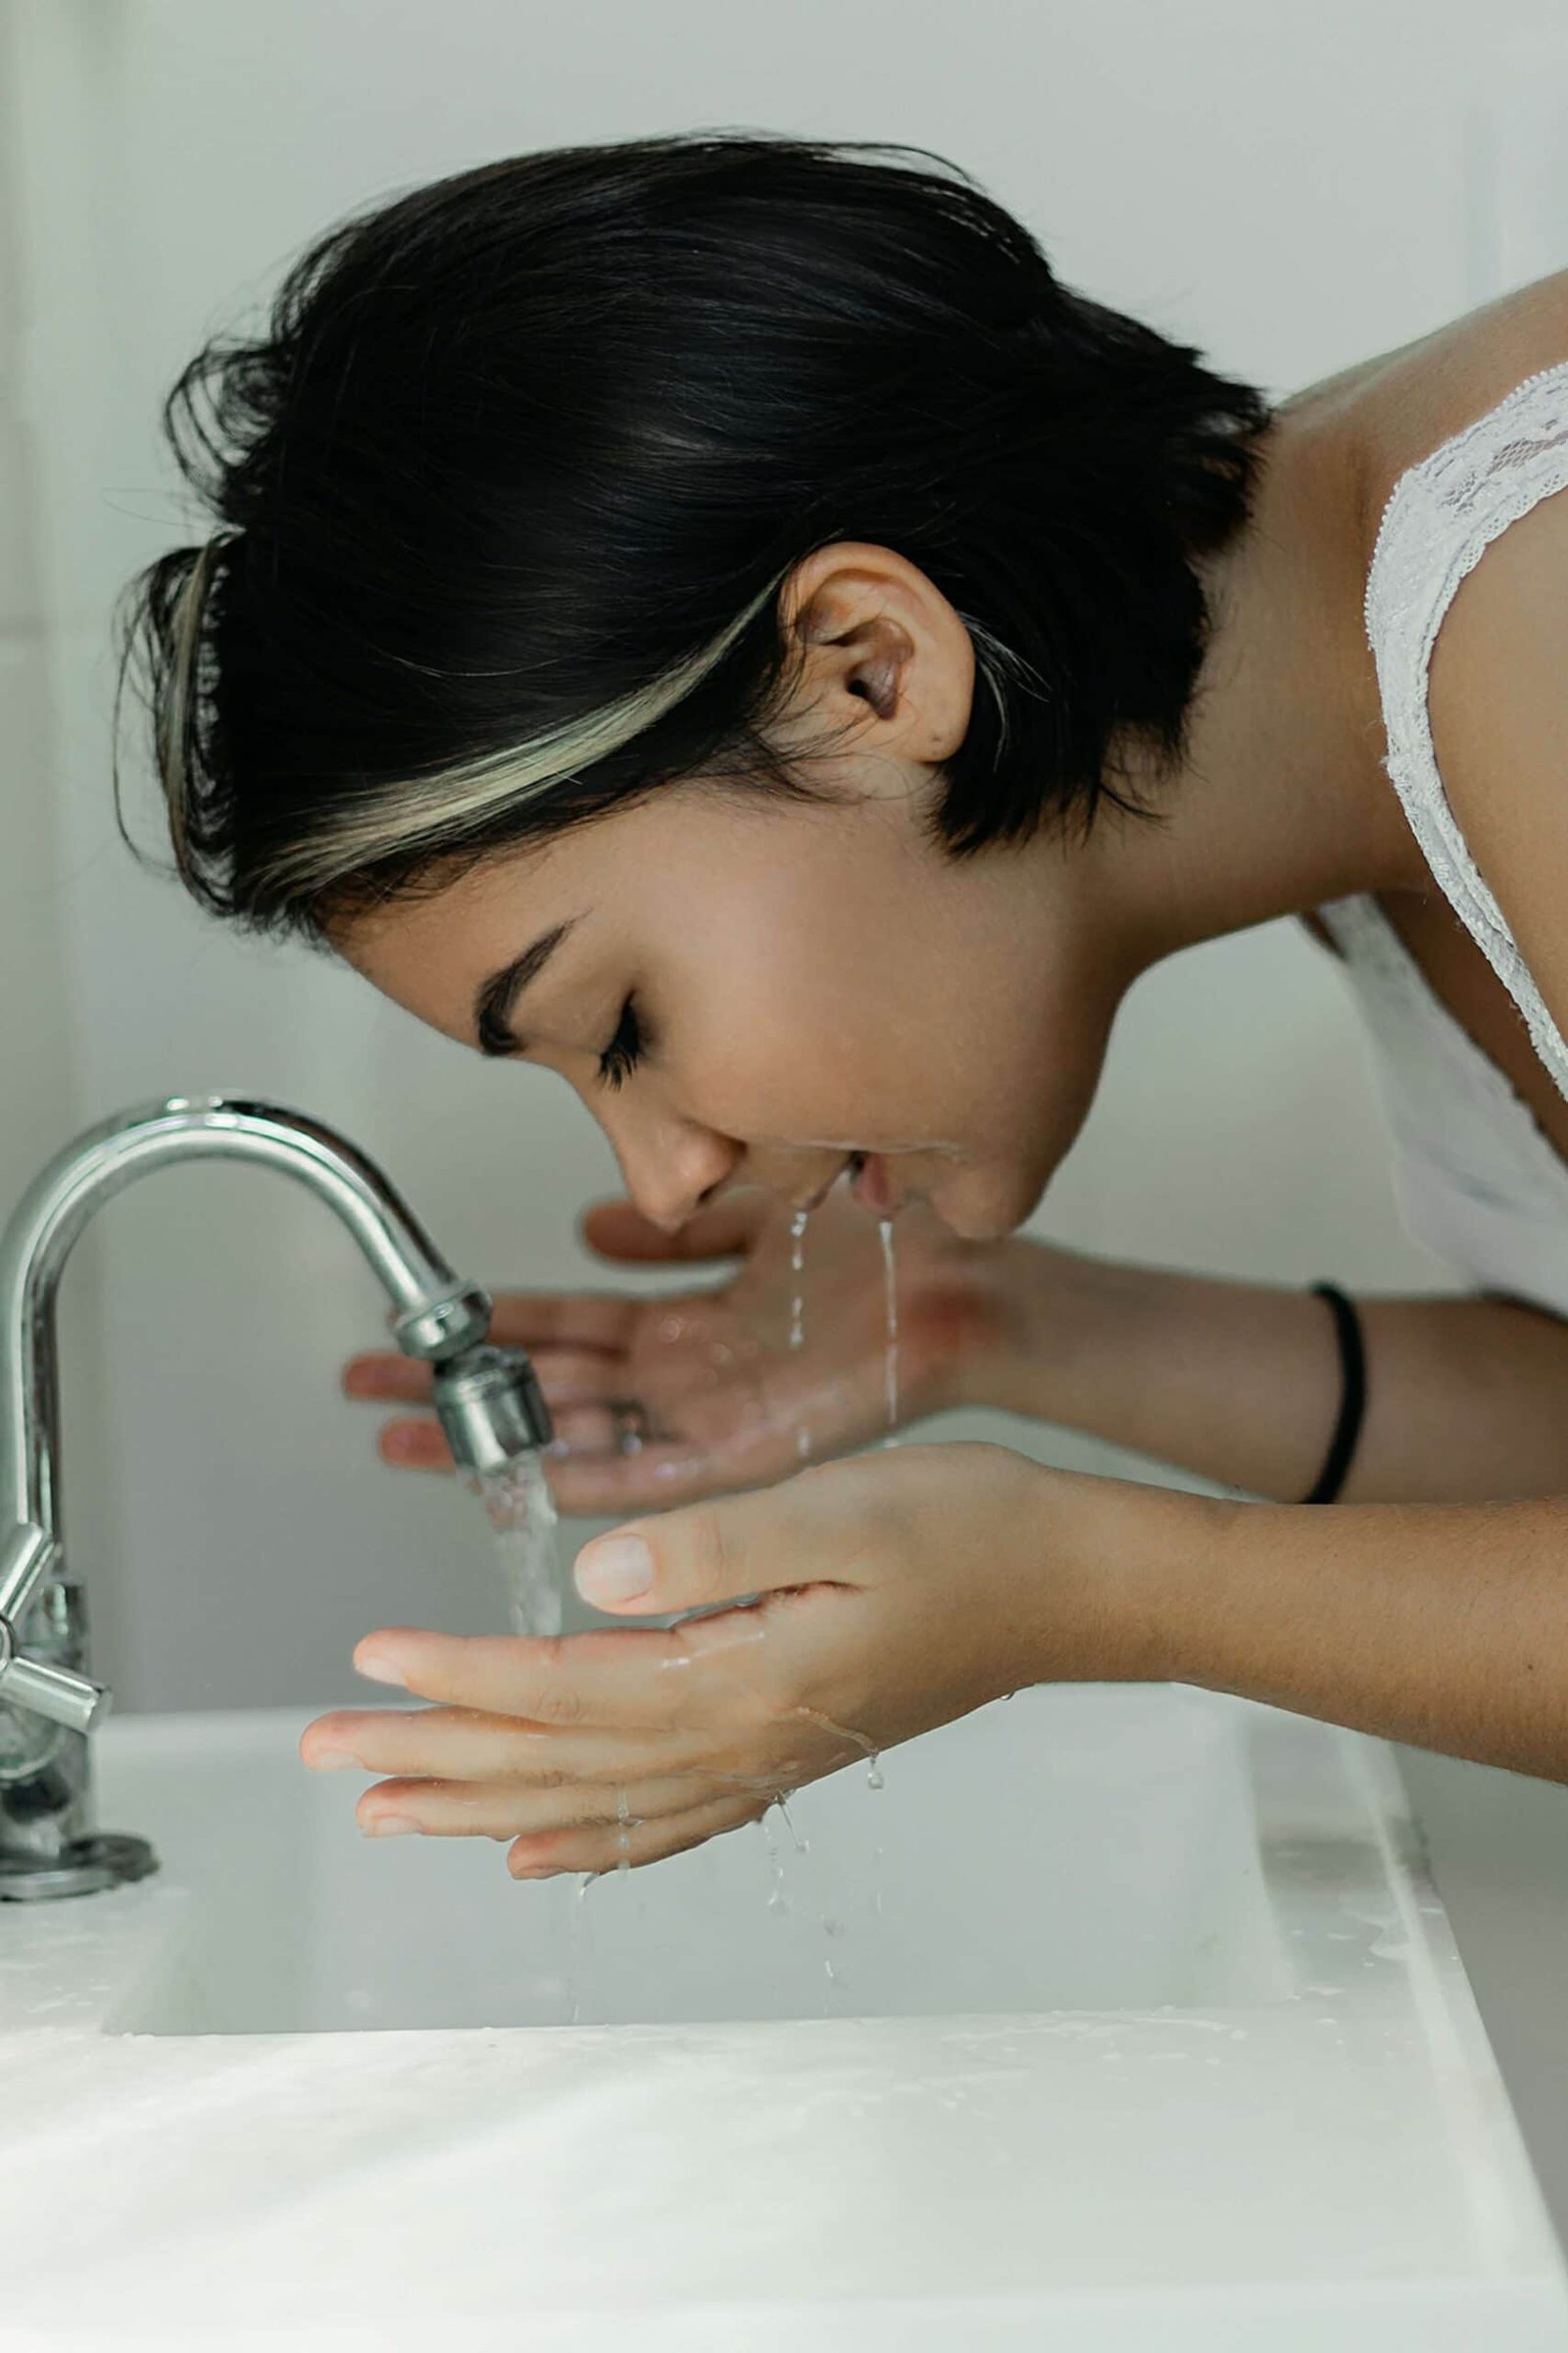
{"left": 343, "top": 1353, "right": 434, "bottom": 1403}
{"left": 301, "top": 1703, "right": 640, "bottom": 1769}
{"left": 544, "top": 1439, "right": 775, "bottom": 1517}
{"left": 483, "top": 1292, "right": 639, "bottom": 1355}
{"left": 571, "top": 1472, "right": 865, "bottom": 1617}
{"left": 353, "top": 1767, "right": 767, "bottom": 1842}
{"left": 377, "top": 1418, "right": 454, "bottom": 1471}
{"left": 581, "top": 1193, "right": 769, "bottom": 1264}
{"left": 345, "top": 1341, "right": 628, "bottom": 1412}
{"left": 302, "top": 1703, "right": 684, "bottom": 1788}
{"left": 530, "top": 1348, "right": 648, "bottom": 1409}
{"left": 508, "top": 1789, "right": 766, "bottom": 1877}
{"left": 373, "top": 1416, "right": 763, "bottom": 1499}
{"left": 544, "top": 1400, "right": 675, "bottom": 1455}
{"left": 350, "top": 1616, "right": 772, "bottom": 1733}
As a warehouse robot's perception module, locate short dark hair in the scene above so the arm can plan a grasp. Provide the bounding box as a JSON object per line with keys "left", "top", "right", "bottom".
{"left": 115, "top": 129, "right": 1273, "bottom": 938}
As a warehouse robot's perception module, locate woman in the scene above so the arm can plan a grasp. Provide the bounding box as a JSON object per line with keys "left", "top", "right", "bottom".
{"left": 121, "top": 132, "right": 1568, "bottom": 1877}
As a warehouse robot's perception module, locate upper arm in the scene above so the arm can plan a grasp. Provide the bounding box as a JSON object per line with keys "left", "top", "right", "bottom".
{"left": 1426, "top": 481, "right": 1568, "bottom": 1040}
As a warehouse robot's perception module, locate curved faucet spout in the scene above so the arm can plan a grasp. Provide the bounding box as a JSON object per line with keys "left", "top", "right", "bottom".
{"left": 2, "top": 1098, "right": 473, "bottom": 1540}
{"left": 0, "top": 1095, "right": 553, "bottom": 1898}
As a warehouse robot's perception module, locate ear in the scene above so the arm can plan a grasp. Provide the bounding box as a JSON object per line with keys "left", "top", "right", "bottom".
{"left": 778, "top": 541, "right": 975, "bottom": 768}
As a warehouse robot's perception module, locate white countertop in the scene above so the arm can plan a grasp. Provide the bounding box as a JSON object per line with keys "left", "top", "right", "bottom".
{"left": 1, "top": 1687, "right": 1563, "bottom": 2351}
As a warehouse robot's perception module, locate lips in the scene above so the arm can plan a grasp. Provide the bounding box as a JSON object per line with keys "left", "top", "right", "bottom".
{"left": 794, "top": 1154, "right": 857, "bottom": 1216}
{"left": 852, "top": 1152, "right": 897, "bottom": 1214}
{"left": 789, "top": 1150, "right": 901, "bottom": 1218}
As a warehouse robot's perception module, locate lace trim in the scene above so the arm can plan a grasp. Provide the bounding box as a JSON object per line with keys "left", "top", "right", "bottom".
{"left": 1363, "top": 356, "right": 1568, "bottom": 1103}
{"left": 1318, "top": 892, "right": 1568, "bottom": 1218}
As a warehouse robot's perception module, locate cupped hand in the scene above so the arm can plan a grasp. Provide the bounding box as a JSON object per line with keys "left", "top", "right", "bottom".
{"left": 343, "top": 1187, "right": 1019, "bottom": 1513}
{"left": 299, "top": 1442, "right": 1169, "bottom": 1877}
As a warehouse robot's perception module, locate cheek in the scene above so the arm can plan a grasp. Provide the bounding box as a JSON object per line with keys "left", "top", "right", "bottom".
{"left": 660, "top": 900, "right": 1110, "bottom": 1167}
{"left": 673, "top": 991, "right": 865, "bottom": 1137}
{"left": 656, "top": 920, "right": 873, "bottom": 1114}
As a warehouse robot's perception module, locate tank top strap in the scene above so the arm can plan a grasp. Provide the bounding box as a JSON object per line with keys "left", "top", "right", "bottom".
{"left": 1363, "top": 356, "right": 1568, "bottom": 1104}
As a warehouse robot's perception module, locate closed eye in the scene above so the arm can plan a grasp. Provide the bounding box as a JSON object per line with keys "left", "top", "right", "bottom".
{"left": 597, "top": 995, "right": 645, "bottom": 1090}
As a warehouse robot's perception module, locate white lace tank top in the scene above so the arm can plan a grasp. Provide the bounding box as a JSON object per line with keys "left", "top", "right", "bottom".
{"left": 1318, "top": 359, "right": 1568, "bottom": 1316}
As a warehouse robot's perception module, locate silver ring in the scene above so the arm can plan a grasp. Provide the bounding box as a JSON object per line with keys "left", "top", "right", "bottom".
{"left": 607, "top": 1397, "right": 653, "bottom": 1454}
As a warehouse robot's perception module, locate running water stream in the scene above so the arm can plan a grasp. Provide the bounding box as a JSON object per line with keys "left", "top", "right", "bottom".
{"left": 754, "top": 1205, "right": 900, "bottom": 1994}
{"left": 878, "top": 1214, "right": 900, "bottom": 1445}
{"left": 468, "top": 1452, "right": 563, "bottom": 1637}
{"left": 564, "top": 1200, "right": 901, "bottom": 2024}
{"left": 469, "top": 1453, "right": 584, "bottom": 2024}
{"left": 789, "top": 1209, "right": 811, "bottom": 1462}
{"left": 788, "top": 1209, "right": 808, "bottom": 1348}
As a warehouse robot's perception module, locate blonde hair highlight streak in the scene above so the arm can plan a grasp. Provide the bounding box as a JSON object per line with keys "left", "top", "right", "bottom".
{"left": 259, "top": 564, "right": 797, "bottom": 903}
{"left": 158, "top": 537, "right": 223, "bottom": 881}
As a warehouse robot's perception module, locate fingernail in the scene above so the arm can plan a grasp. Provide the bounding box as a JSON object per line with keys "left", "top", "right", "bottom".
{"left": 356, "top": 1653, "right": 407, "bottom": 1687}
{"left": 362, "top": 1814, "right": 418, "bottom": 1838}
{"left": 575, "top": 1533, "right": 655, "bottom": 1606}
{"left": 307, "top": 1749, "right": 362, "bottom": 1771}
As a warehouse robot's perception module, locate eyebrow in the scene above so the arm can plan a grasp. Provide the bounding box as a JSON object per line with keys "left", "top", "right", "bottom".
{"left": 471, "top": 918, "right": 580, "bottom": 1057}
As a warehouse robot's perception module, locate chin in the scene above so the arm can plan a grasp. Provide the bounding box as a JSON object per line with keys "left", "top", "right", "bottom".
{"left": 928, "top": 1163, "right": 1043, "bottom": 1243}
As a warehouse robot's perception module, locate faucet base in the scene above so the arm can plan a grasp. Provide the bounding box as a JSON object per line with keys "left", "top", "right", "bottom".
{"left": 0, "top": 1832, "right": 158, "bottom": 1901}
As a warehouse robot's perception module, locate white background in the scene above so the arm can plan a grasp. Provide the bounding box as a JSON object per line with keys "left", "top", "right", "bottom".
{"left": 5, "top": 0, "right": 1568, "bottom": 2226}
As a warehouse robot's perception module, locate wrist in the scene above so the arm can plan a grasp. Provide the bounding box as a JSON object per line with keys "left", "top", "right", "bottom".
{"left": 1018, "top": 1455, "right": 1236, "bottom": 1687}
{"left": 944, "top": 1238, "right": 1118, "bottom": 1422}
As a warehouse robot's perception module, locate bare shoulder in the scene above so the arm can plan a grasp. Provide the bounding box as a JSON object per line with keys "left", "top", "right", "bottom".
{"left": 1347, "top": 268, "right": 1568, "bottom": 479}
{"left": 1290, "top": 272, "right": 1568, "bottom": 1035}
{"left": 1421, "top": 390, "right": 1568, "bottom": 1037}
{"left": 1314, "top": 270, "right": 1568, "bottom": 1032}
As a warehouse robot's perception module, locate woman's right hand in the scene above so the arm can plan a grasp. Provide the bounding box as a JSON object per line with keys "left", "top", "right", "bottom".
{"left": 342, "top": 1186, "right": 1045, "bottom": 1513}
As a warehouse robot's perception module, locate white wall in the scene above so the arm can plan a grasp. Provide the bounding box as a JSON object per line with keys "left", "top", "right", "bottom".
{"left": 9, "top": 0, "right": 1568, "bottom": 2230}
{"left": 0, "top": 0, "right": 115, "bottom": 1630}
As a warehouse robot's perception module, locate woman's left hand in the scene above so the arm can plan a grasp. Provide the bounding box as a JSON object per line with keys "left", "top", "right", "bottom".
{"left": 299, "top": 1443, "right": 1183, "bottom": 1875}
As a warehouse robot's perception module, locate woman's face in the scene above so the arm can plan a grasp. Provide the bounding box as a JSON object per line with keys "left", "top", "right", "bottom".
{"left": 340, "top": 547, "right": 1128, "bottom": 1243}
{"left": 344, "top": 786, "right": 1122, "bottom": 1243}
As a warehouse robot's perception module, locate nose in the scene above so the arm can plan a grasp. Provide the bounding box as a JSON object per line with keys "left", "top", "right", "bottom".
{"left": 602, "top": 1100, "right": 742, "bottom": 1232}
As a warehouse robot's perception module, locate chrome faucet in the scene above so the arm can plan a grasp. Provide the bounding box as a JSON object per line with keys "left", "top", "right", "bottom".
{"left": 0, "top": 1096, "right": 552, "bottom": 1901}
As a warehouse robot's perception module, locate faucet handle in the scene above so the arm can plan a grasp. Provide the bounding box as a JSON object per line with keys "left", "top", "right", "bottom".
{"left": 0, "top": 1524, "right": 111, "bottom": 1733}
{"left": 0, "top": 1629, "right": 109, "bottom": 1734}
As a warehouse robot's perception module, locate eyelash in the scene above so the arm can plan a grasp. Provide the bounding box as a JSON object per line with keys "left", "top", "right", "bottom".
{"left": 597, "top": 996, "right": 645, "bottom": 1090}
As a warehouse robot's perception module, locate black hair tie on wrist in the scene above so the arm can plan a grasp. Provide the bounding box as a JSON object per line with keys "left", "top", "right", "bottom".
{"left": 1301, "top": 1282, "right": 1366, "bottom": 1505}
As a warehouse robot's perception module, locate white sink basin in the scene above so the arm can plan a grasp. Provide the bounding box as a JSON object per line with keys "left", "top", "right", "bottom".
{"left": 108, "top": 1681, "right": 1286, "bottom": 2034}
{"left": 1, "top": 1684, "right": 1563, "bottom": 2350}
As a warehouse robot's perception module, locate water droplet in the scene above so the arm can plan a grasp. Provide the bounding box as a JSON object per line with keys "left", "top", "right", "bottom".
{"left": 760, "top": 1807, "right": 790, "bottom": 1913}
{"left": 566, "top": 1871, "right": 594, "bottom": 2026}
{"left": 796, "top": 1703, "right": 880, "bottom": 1771}
{"left": 776, "top": 1794, "right": 808, "bottom": 1856}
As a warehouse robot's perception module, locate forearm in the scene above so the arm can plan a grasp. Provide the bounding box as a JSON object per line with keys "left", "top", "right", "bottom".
{"left": 962, "top": 1243, "right": 1568, "bottom": 1504}
{"left": 1094, "top": 1474, "right": 1568, "bottom": 1782}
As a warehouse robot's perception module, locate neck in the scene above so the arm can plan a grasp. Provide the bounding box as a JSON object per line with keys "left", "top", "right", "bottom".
{"left": 1090, "top": 390, "right": 1427, "bottom": 982}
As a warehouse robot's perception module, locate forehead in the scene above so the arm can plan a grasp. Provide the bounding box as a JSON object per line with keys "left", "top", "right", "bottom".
{"left": 330, "top": 788, "right": 737, "bottom": 1023}
{"left": 334, "top": 835, "right": 571, "bottom": 1032}
{"left": 336, "top": 780, "right": 864, "bottom": 1039}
